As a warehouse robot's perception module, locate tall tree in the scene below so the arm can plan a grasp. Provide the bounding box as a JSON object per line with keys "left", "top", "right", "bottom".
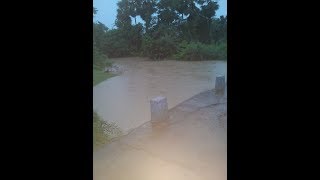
{"left": 197, "top": 0, "right": 219, "bottom": 43}
{"left": 139, "top": 0, "right": 157, "bottom": 33}
{"left": 211, "top": 15, "right": 227, "bottom": 43}
{"left": 128, "top": 0, "right": 142, "bottom": 24}
{"left": 115, "top": 0, "right": 132, "bottom": 29}
{"left": 157, "top": 0, "right": 179, "bottom": 26}
{"left": 93, "top": 21, "right": 109, "bottom": 54}
{"left": 180, "top": 0, "right": 219, "bottom": 43}
{"left": 97, "top": 0, "right": 226, "bottom": 59}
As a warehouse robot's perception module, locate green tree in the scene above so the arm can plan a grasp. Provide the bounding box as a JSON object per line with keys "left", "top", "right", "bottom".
{"left": 116, "top": 0, "right": 132, "bottom": 29}
{"left": 211, "top": 15, "right": 227, "bottom": 43}
{"left": 157, "top": 0, "right": 179, "bottom": 26}
{"left": 93, "top": 7, "right": 113, "bottom": 67}
{"left": 128, "top": 0, "right": 142, "bottom": 24}
{"left": 94, "top": 0, "right": 226, "bottom": 60}
{"left": 138, "top": 0, "right": 157, "bottom": 33}
{"left": 93, "top": 21, "right": 109, "bottom": 53}
{"left": 197, "top": 0, "right": 219, "bottom": 43}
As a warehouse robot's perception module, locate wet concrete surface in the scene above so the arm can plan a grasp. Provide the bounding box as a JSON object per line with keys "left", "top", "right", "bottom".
{"left": 93, "top": 89, "right": 227, "bottom": 180}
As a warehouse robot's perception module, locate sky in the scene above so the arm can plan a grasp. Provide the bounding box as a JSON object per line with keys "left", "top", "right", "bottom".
{"left": 93, "top": 0, "right": 227, "bottom": 29}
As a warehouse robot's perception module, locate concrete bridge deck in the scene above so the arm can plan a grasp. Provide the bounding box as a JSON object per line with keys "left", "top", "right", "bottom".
{"left": 93, "top": 89, "right": 227, "bottom": 180}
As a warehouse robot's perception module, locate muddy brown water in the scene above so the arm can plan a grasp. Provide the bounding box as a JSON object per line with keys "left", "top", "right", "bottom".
{"left": 93, "top": 57, "right": 227, "bottom": 134}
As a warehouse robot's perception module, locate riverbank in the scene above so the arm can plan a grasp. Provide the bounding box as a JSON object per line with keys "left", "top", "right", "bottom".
{"left": 93, "top": 68, "right": 115, "bottom": 86}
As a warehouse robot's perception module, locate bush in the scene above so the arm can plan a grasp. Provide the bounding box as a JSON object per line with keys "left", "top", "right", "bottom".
{"left": 142, "top": 34, "right": 177, "bottom": 60}
{"left": 213, "top": 41, "right": 227, "bottom": 60}
{"left": 104, "top": 29, "right": 132, "bottom": 57}
{"left": 103, "top": 25, "right": 143, "bottom": 58}
{"left": 93, "top": 111, "right": 108, "bottom": 149}
{"left": 174, "top": 42, "right": 209, "bottom": 60}
{"left": 93, "top": 111, "right": 122, "bottom": 150}
{"left": 174, "top": 41, "right": 227, "bottom": 60}
{"left": 141, "top": 35, "right": 152, "bottom": 57}
{"left": 93, "top": 45, "right": 112, "bottom": 69}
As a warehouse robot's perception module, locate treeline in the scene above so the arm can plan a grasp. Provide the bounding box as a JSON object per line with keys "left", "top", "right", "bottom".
{"left": 93, "top": 0, "right": 227, "bottom": 62}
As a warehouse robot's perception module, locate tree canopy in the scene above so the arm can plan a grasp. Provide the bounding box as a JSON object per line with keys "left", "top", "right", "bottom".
{"left": 93, "top": 0, "right": 227, "bottom": 61}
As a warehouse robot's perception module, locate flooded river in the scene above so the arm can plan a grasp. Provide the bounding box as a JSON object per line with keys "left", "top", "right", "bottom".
{"left": 93, "top": 57, "right": 227, "bottom": 133}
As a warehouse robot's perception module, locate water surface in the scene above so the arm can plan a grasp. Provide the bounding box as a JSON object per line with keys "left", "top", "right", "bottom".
{"left": 93, "top": 57, "right": 227, "bottom": 133}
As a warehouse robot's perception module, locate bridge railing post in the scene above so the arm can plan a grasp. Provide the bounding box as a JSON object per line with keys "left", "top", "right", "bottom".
{"left": 215, "top": 75, "right": 226, "bottom": 93}
{"left": 150, "top": 96, "right": 168, "bottom": 130}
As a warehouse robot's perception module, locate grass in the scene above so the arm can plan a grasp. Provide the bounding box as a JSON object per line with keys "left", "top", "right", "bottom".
{"left": 93, "top": 63, "right": 122, "bottom": 151}
{"left": 93, "top": 66, "right": 115, "bottom": 86}
{"left": 93, "top": 111, "right": 122, "bottom": 150}
{"left": 93, "top": 111, "right": 109, "bottom": 149}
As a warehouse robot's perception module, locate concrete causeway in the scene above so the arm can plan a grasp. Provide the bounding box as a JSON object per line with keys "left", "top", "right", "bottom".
{"left": 93, "top": 89, "right": 227, "bottom": 180}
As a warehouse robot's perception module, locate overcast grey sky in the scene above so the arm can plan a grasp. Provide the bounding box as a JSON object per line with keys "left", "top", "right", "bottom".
{"left": 93, "top": 0, "right": 227, "bottom": 29}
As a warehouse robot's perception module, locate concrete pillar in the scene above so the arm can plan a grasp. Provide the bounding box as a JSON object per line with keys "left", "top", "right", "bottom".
{"left": 215, "top": 75, "right": 226, "bottom": 92}
{"left": 150, "top": 96, "right": 168, "bottom": 130}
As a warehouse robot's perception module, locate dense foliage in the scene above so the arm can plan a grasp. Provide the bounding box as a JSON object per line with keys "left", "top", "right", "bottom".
{"left": 93, "top": 0, "right": 227, "bottom": 61}
{"left": 175, "top": 41, "right": 226, "bottom": 60}
{"left": 93, "top": 8, "right": 112, "bottom": 68}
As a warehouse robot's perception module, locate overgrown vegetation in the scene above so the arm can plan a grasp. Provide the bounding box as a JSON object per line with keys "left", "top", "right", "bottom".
{"left": 175, "top": 41, "right": 227, "bottom": 60}
{"left": 93, "top": 45, "right": 109, "bottom": 67}
{"left": 93, "top": 0, "right": 227, "bottom": 61}
{"left": 93, "top": 111, "right": 122, "bottom": 150}
{"left": 93, "top": 10, "right": 115, "bottom": 86}
{"left": 93, "top": 46, "right": 114, "bottom": 86}
{"left": 93, "top": 68, "right": 114, "bottom": 86}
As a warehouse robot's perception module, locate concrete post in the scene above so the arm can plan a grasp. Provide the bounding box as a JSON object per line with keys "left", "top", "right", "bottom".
{"left": 150, "top": 96, "right": 169, "bottom": 134}
{"left": 215, "top": 75, "right": 225, "bottom": 92}
{"left": 150, "top": 96, "right": 168, "bottom": 129}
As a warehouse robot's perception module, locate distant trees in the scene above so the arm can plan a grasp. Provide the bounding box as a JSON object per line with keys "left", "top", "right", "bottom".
{"left": 93, "top": 0, "right": 227, "bottom": 60}
{"left": 93, "top": 8, "right": 110, "bottom": 68}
